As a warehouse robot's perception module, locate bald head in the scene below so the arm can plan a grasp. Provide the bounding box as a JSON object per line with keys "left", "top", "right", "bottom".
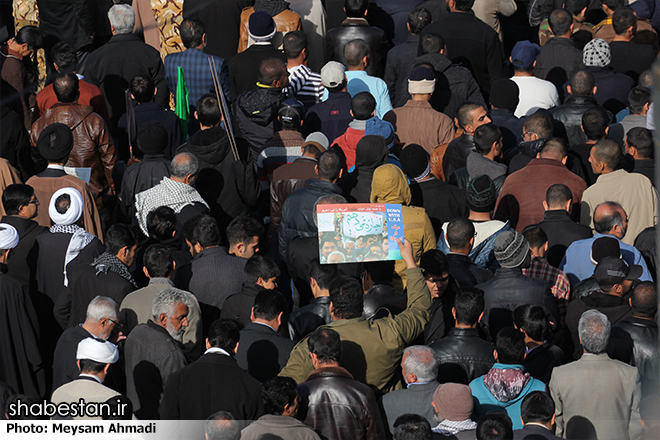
{"left": 344, "top": 39, "right": 369, "bottom": 68}
{"left": 631, "top": 282, "right": 657, "bottom": 319}
{"left": 170, "top": 152, "right": 199, "bottom": 182}
{"left": 258, "top": 58, "right": 287, "bottom": 87}
{"left": 593, "top": 202, "right": 627, "bottom": 238}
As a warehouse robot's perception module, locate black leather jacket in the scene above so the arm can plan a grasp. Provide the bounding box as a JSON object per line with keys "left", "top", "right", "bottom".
{"left": 430, "top": 327, "right": 495, "bottom": 384}
{"left": 363, "top": 282, "right": 406, "bottom": 320}
{"left": 549, "top": 95, "right": 598, "bottom": 146}
{"left": 326, "top": 18, "right": 390, "bottom": 78}
{"left": 288, "top": 296, "right": 331, "bottom": 342}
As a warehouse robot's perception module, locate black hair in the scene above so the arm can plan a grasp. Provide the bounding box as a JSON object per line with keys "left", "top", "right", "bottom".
{"left": 612, "top": 7, "right": 637, "bottom": 35}
{"left": 2, "top": 184, "right": 34, "bottom": 215}
{"left": 454, "top": 0, "right": 475, "bottom": 12}
{"left": 495, "top": 327, "right": 527, "bottom": 365}
{"left": 545, "top": 183, "right": 572, "bottom": 208}
{"left": 50, "top": 41, "right": 78, "bottom": 72}
{"left": 456, "top": 102, "right": 483, "bottom": 130}
{"left": 253, "top": 289, "right": 287, "bottom": 321}
{"left": 593, "top": 139, "right": 622, "bottom": 171}
{"left": 226, "top": 216, "right": 264, "bottom": 249}
{"left": 477, "top": 411, "right": 513, "bottom": 440}
{"left": 408, "top": 7, "right": 432, "bottom": 35}
{"left": 393, "top": 413, "right": 433, "bottom": 440}
{"left": 78, "top": 358, "right": 107, "bottom": 374}
{"left": 344, "top": 39, "right": 369, "bottom": 67}
{"left": 513, "top": 304, "right": 549, "bottom": 342}
{"left": 628, "top": 87, "right": 651, "bottom": 115}
{"left": 184, "top": 214, "right": 221, "bottom": 248}
{"left": 351, "top": 91, "right": 377, "bottom": 120}
{"left": 180, "top": 18, "right": 205, "bottom": 48}
{"left": 261, "top": 376, "right": 298, "bottom": 415}
{"left": 329, "top": 275, "right": 364, "bottom": 319}
{"left": 307, "top": 328, "right": 342, "bottom": 363}
{"left": 208, "top": 319, "right": 242, "bottom": 352}
{"left": 258, "top": 58, "right": 286, "bottom": 86}
{"left": 521, "top": 224, "right": 548, "bottom": 249}
{"left": 446, "top": 217, "right": 475, "bottom": 250}
{"left": 520, "top": 391, "right": 555, "bottom": 424}
{"left": 283, "top": 31, "right": 307, "bottom": 59}
{"left": 474, "top": 124, "right": 502, "bottom": 156}
{"left": 454, "top": 287, "right": 485, "bottom": 326}
{"left": 344, "top": 0, "right": 369, "bottom": 17}
{"left": 549, "top": 9, "right": 573, "bottom": 35}
{"left": 627, "top": 127, "right": 653, "bottom": 159}
{"left": 631, "top": 281, "right": 658, "bottom": 318}
{"left": 244, "top": 255, "right": 280, "bottom": 284}
{"left": 55, "top": 193, "right": 70, "bottom": 214}
{"left": 582, "top": 106, "right": 610, "bottom": 140}
{"left": 53, "top": 72, "right": 79, "bottom": 103}
{"left": 523, "top": 111, "right": 553, "bottom": 139}
{"left": 570, "top": 70, "right": 595, "bottom": 97}
{"left": 146, "top": 206, "right": 177, "bottom": 241}
{"left": 317, "top": 149, "right": 343, "bottom": 181}
{"left": 105, "top": 224, "right": 137, "bottom": 255}
{"left": 144, "top": 244, "right": 174, "bottom": 278}
{"left": 602, "top": 0, "right": 624, "bottom": 10}
{"left": 421, "top": 33, "right": 444, "bottom": 54}
{"left": 420, "top": 249, "right": 449, "bottom": 276}
{"left": 309, "top": 259, "right": 337, "bottom": 290}
{"left": 130, "top": 74, "right": 155, "bottom": 103}
{"left": 565, "top": 0, "right": 588, "bottom": 16}
{"left": 15, "top": 25, "right": 43, "bottom": 50}
{"left": 196, "top": 94, "right": 222, "bottom": 127}
{"left": 363, "top": 260, "right": 395, "bottom": 283}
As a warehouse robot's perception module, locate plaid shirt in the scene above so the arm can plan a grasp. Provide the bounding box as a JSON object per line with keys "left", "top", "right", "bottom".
{"left": 523, "top": 256, "right": 570, "bottom": 301}
{"left": 164, "top": 48, "right": 232, "bottom": 108}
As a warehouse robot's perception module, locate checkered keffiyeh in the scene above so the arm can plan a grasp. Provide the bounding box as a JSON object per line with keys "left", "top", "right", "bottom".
{"left": 135, "top": 177, "right": 209, "bottom": 235}
{"left": 523, "top": 255, "right": 570, "bottom": 300}
{"left": 583, "top": 38, "right": 611, "bottom": 67}
{"left": 432, "top": 419, "right": 478, "bottom": 436}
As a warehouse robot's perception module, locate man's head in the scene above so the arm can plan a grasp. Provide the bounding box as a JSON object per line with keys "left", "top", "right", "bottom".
{"left": 36, "top": 122, "right": 74, "bottom": 164}
{"left": 455, "top": 103, "right": 491, "bottom": 135}
{"left": 408, "top": 67, "right": 436, "bottom": 98}
{"left": 393, "top": 414, "right": 432, "bottom": 440}
{"left": 108, "top": 4, "right": 136, "bottom": 35}
{"left": 566, "top": 0, "right": 588, "bottom": 18}
{"left": 49, "top": 187, "right": 85, "bottom": 226}
{"left": 225, "top": 216, "right": 262, "bottom": 259}
{"left": 105, "top": 224, "right": 138, "bottom": 267}
{"left": 495, "top": 327, "right": 526, "bottom": 365}
{"left": 549, "top": 9, "right": 573, "bottom": 37}
{"left": 408, "top": 7, "right": 432, "bottom": 35}
{"left": 474, "top": 124, "right": 503, "bottom": 158}
{"left": 613, "top": 7, "right": 637, "bottom": 37}
{"left": 351, "top": 91, "right": 377, "bottom": 121}
{"left": 453, "top": 287, "right": 485, "bottom": 327}
{"left": 420, "top": 250, "right": 450, "bottom": 299}
{"left": 627, "top": 87, "right": 651, "bottom": 116}
{"left": 522, "top": 225, "right": 548, "bottom": 258}
{"left": 626, "top": 127, "right": 653, "bottom": 162}
{"left": 207, "top": 319, "right": 241, "bottom": 354}
{"left": 568, "top": 70, "right": 596, "bottom": 97}
{"left": 170, "top": 153, "right": 200, "bottom": 184}
{"left": 50, "top": 41, "right": 78, "bottom": 73}
{"left": 489, "top": 78, "right": 520, "bottom": 111}
{"left": 0, "top": 223, "right": 18, "bottom": 263}
{"left": 345, "top": 0, "right": 369, "bottom": 18}
{"left": 578, "top": 309, "right": 611, "bottom": 354}
{"left": 248, "top": 11, "right": 276, "bottom": 42}
{"left": 316, "top": 149, "right": 343, "bottom": 183}
{"left": 130, "top": 74, "right": 155, "bottom": 104}
{"left": 84, "top": 296, "right": 120, "bottom": 341}
{"left": 544, "top": 183, "right": 572, "bottom": 212}
{"left": 421, "top": 33, "right": 444, "bottom": 55}
{"left": 244, "top": 255, "right": 280, "bottom": 290}
{"left": 590, "top": 236, "right": 621, "bottom": 265}
{"left": 12, "top": 25, "right": 43, "bottom": 57}
{"left": 520, "top": 391, "right": 555, "bottom": 428}
{"left": 602, "top": 0, "right": 624, "bottom": 15}
{"left": 589, "top": 139, "right": 621, "bottom": 175}
{"left": 538, "top": 138, "right": 568, "bottom": 164}
{"left": 252, "top": 290, "right": 287, "bottom": 330}
{"left": 631, "top": 281, "right": 657, "bottom": 319}
{"left": 582, "top": 106, "right": 609, "bottom": 141}
{"left": 321, "top": 61, "right": 347, "bottom": 92}
{"left": 302, "top": 133, "right": 328, "bottom": 158}
{"left": 594, "top": 256, "right": 641, "bottom": 296}
{"left": 328, "top": 276, "right": 364, "bottom": 320}
{"left": 309, "top": 259, "right": 337, "bottom": 296}
{"left": 76, "top": 337, "right": 119, "bottom": 381}
{"left": 344, "top": 39, "right": 369, "bottom": 69}
{"left": 432, "top": 383, "right": 474, "bottom": 422}
{"left": 195, "top": 94, "right": 222, "bottom": 128}
{"left": 477, "top": 412, "right": 514, "bottom": 440}
{"left": 258, "top": 58, "right": 288, "bottom": 88}
{"left": 494, "top": 230, "right": 531, "bottom": 269}
{"left": 446, "top": 217, "right": 475, "bottom": 254}
{"left": 146, "top": 206, "right": 177, "bottom": 242}
{"left": 143, "top": 244, "right": 174, "bottom": 279}
{"left": 522, "top": 111, "right": 553, "bottom": 142}
{"left": 401, "top": 346, "right": 438, "bottom": 385}
{"left": 2, "top": 184, "right": 38, "bottom": 219}
{"left": 53, "top": 72, "right": 79, "bottom": 104}
{"left": 513, "top": 304, "right": 549, "bottom": 343}
{"left": 180, "top": 18, "right": 205, "bottom": 49}
{"left": 510, "top": 40, "right": 541, "bottom": 74}
{"left": 593, "top": 201, "right": 628, "bottom": 238}
{"left": 205, "top": 411, "right": 240, "bottom": 440}
{"left": 320, "top": 235, "right": 338, "bottom": 259}
{"left": 261, "top": 377, "right": 299, "bottom": 416}
{"left": 283, "top": 31, "right": 307, "bottom": 61}
{"left": 278, "top": 98, "right": 305, "bottom": 131}
{"left": 308, "top": 328, "right": 342, "bottom": 367}
{"left": 152, "top": 287, "right": 190, "bottom": 342}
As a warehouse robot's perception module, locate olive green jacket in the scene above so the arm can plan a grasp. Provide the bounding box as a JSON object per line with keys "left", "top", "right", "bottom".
{"left": 279, "top": 267, "right": 430, "bottom": 394}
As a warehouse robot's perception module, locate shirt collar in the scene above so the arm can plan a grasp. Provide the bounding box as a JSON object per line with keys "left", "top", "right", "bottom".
{"left": 407, "top": 381, "right": 432, "bottom": 388}
{"left": 253, "top": 321, "right": 278, "bottom": 333}
{"left": 48, "top": 164, "right": 65, "bottom": 170}
{"left": 78, "top": 373, "right": 103, "bottom": 384}
{"left": 205, "top": 347, "right": 231, "bottom": 356}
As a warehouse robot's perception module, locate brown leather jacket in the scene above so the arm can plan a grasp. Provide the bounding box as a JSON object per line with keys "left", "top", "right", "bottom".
{"left": 30, "top": 103, "right": 116, "bottom": 206}
{"left": 238, "top": 7, "right": 302, "bottom": 53}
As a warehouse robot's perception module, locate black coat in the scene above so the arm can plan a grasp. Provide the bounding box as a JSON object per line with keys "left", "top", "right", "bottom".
{"left": 384, "top": 34, "right": 420, "bottom": 105}
{"left": 635, "top": 226, "right": 656, "bottom": 282}
{"left": 490, "top": 108, "right": 525, "bottom": 155}
{"left": 538, "top": 209, "right": 593, "bottom": 268}
{"left": 476, "top": 267, "right": 560, "bottom": 341}
{"left": 430, "top": 327, "right": 495, "bottom": 385}
{"left": 159, "top": 352, "right": 264, "bottom": 420}
{"left": 119, "top": 155, "right": 170, "bottom": 223}
{"left": 424, "top": 287, "right": 456, "bottom": 345}
{"left": 51, "top": 325, "right": 92, "bottom": 391}
{"left": 443, "top": 134, "right": 475, "bottom": 181}
{"left": 533, "top": 37, "right": 584, "bottom": 101}
{"left": 234, "top": 85, "right": 286, "bottom": 162}
{"left": 363, "top": 282, "right": 407, "bottom": 320}
{"left": 236, "top": 322, "right": 296, "bottom": 382}
{"left": 288, "top": 296, "right": 332, "bottom": 342}
{"left": 446, "top": 253, "right": 492, "bottom": 288}
{"left": 0, "top": 106, "right": 32, "bottom": 179}
{"left": 303, "top": 92, "right": 353, "bottom": 142}
{"left": 550, "top": 95, "right": 598, "bottom": 146}
{"left": 1, "top": 216, "right": 47, "bottom": 292}
{"left": 513, "top": 424, "right": 563, "bottom": 440}
{"left": 326, "top": 18, "right": 390, "bottom": 78}
{"left": 35, "top": 0, "right": 95, "bottom": 51}
{"left": 116, "top": 102, "right": 183, "bottom": 160}
{"left": 221, "top": 283, "right": 265, "bottom": 329}
{"left": 609, "top": 41, "right": 656, "bottom": 83}
{"left": 585, "top": 66, "right": 635, "bottom": 115}
{"left": 228, "top": 44, "right": 286, "bottom": 100}
{"left": 409, "top": 179, "right": 467, "bottom": 240}
{"left": 522, "top": 341, "right": 565, "bottom": 384}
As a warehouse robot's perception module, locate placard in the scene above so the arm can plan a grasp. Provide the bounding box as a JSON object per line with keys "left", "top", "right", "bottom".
{"left": 316, "top": 204, "right": 404, "bottom": 263}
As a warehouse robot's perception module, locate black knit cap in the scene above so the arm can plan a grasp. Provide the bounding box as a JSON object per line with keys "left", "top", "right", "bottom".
{"left": 590, "top": 236, "right": 621, "bottom": 265}
{"left": 400, "top": 144, "right": 430, "bottom": 181}
{"left": 137, "top": 121, "right": 168, "bottom": 155}
{"left": 490, "top": 78, "right": 520, "bottom": 111}
{"left": 37, "top": 123, "right": 74, "bottom": 162}
{"left": 466, "top": 175, "right": 497, "bottom": 212}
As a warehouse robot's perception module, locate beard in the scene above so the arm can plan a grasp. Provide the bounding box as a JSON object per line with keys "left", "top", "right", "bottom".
{"left": 433, "top": 412, "right": 443, "bottom": 424}
{"left": 166, "top": 321, "right": 186, "bottom": 342}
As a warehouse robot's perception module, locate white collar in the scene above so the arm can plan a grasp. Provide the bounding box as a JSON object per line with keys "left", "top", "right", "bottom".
{"left": 78, "top": 373, "right": 103, "bottom": 384}
{"left": 253, "top": 321, "right": 278, "bottom": 333}
{"left": 205, "top": 347, "right": 231, "bottom": 356}
{"left": 48, "top": 164, "right": 65, "bottom": 170}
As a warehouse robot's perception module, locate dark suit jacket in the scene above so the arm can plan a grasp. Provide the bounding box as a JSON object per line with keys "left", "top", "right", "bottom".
{"left": 235, "top": 322, "right": 295, "bottom": 382}
{"left": 538, "top": 209, "right": 592, "bottom": 268}
{"left": 513, "top": 424, "right": 562, "bottom": 440}
{"left": 159, "top": 351, "right": 264, "bottom": 421}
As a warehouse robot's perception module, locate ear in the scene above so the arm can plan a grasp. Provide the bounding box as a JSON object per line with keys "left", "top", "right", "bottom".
{"left": 205, "top": 338, "right": 211, "bottom": 350}
{"left": 277, "top": 311, "right": 283, "bottom": 326}
{"left": 338, "top": 168, "right": 344, "bottom": 179}
{"left": 143, "top": 266, "right": 150, "bottom": 278}
{"left": 469, "top": 236, "right": 475, "bottom": 247}
{"left": 536, "top": 152, "right": 542, "bottom": 159}
{"left": 103, "top": 363, "right": 111, "bottom": 375}
{"left": 643, "top": 102, "right": 650, "bottom": 114}
{"left": 561, "top": 155, "right": 568, "bottom": 165}
{"left": 77, "top": 360, "right": 82, "bottom": 372}
{"left": 629, "top": 297, "right": 632, "bottom": 307}
{"left": 509, "top": 56, "right": 513, "bottom": 63}
{"left": 256, "top": 277, "right": 266, "bottom": 288}
{"left": 159, "top": 312, "right": 168, "bottom": 326}
{"left": 567, "top": 85, "right": 572, "bottom": 95}
{"left": 314, "top": 164, "right": 319, "bottom": 175}
{"left": 478, "top": 311, "right": 484, "bottom": 323}
{"left": 543, "top": 200, "right": 549, "bottom": 211}
{"left": 310, "top": 277, "right": 319, "bottom": 289}
{"left": 533, "top": 60, "right": 537, "bottom": 67}
{"left": 551, "top": 413, "right": 556, "bottom": 426}
{"left": 130, "top": 93, "right": 136, "bottom": 101}
{"left": 250, "top": 307, "right": 256, "bottom": 321}
{"left": 592, "top": 86, "right": 598, "bottom": 95}
{"left": 194, "top": 111, "right": 200, "bottom": 121}
{"left": 451, "top": 307, "right": 457, "bottom": 320}
{"left": 604, "top": 126, "right": 610, "bottom": 136}
{"left": 454, "top": 117, "right": 459, "bottom": 128}
{"left": 493, "top": 349, "right": 498, "bottom": 362}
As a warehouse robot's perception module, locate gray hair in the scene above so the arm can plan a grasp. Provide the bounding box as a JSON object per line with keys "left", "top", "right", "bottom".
{"left": 313, "top": 194, "right": 347, "bottom": 226}
{"left": 578, "top": 309, "right": 611, "bottom": 354}
{"left": 108, "top": 5, "right": 135, "bottom": 35}
{"left": 205, "top": 411, "right": 240, "bottom": 440}
{"left": 152, "top": 287, "right": 192, "bottom": 320}
{"left": 86, "top": 296, "right": 119, "bottom": 322}
{"left": 402, "top": 345, "right": 438, "bottom": 382}
{"left": 170, "top": 153, "right": 199, "bottom": 179}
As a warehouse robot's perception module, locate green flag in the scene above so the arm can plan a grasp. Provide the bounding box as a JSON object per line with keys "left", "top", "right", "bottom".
{"left": 175, "top": 66, "right": 190, "bottom": 139}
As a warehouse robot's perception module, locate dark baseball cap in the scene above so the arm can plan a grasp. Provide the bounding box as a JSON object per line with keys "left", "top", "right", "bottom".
{"left": 594, "top": 256, "right": 643, "bottom": 286}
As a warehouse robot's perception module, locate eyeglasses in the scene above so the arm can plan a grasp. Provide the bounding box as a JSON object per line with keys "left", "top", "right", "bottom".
{"left": 28, "top": 198, "right": 39, "bottom": 205}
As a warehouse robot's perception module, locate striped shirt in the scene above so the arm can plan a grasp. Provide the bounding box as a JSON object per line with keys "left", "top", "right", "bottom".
{"left": 288, "top": 64, "right": 324, "bottom": 111}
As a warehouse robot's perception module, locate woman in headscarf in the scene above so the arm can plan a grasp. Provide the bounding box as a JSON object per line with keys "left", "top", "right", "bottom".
{"left": 339, "top": 135, "right": 388, "bottom": 203}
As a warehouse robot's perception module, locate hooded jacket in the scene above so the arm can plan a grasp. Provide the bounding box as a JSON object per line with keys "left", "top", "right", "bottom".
{"left": 339, "top": 135, "right": 388, "bottom": 203}
{"left": 370, "top": 164, "right": 435, "bottom": 288}
{"left": 235, "top": 87, "right": 286, "bottom": 161}
{"left": 438, "top": 220, "right": 511, "bottom": 270}
{"left": 177, "top": 126, "right": 259, "bottom": 230}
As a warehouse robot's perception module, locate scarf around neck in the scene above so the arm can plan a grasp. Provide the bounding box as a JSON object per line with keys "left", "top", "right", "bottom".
{"left": 92, "top": 252, "right": 138, "bottom": 288}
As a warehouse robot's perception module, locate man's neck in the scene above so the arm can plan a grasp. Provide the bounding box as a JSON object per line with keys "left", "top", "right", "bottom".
{"left": 81, "top": 322, "right": 104, "bottom": 339}
{"left": 10, "top": 214, "right": 30, "bottom": 220}
{"left": 525, "top": 422, "right": 553, "bottom": 431}
{"left": 513, "top": 71, "right": 533, "bottom": 77}
{"left": 169, "top": 176, "right": 188, "bottom": 184}
{"left": 612, "top": 34, "right": 631, "bottom": 42}
{"left": 315, "top": 360, "right": 340, "bottom": 369}
{"left": 313, "top": 289, "right": 330, "bottom": 298}
{"left": 347, "top": 66, "right": 365, "bottom": 72}
{"left": 287, "top": 56, "right": 305, "bottom": 68}
{"left": 469, "top": 211, "right": 491, "bottom": 221}
{"left": 454, "top": 323, "right": 477, "bottom": 329}
{"left": 449, "top": 248, "right": 469, "bottom": 256}
{"left": 253, "top": 319, "right": 279, "bottom": 332}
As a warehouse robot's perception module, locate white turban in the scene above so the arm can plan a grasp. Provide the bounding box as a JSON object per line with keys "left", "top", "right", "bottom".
{"left": 76, "top": 338, "right": 119, "bottom": 364}
{"left": 0, "top": 223, "right": 19, "bottom": 250}
{"left": 49, "top": 187, "right": 84, "bottom": 226}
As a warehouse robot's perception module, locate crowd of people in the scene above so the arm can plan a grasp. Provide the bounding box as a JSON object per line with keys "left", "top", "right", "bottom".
{"left": 0, "top": 0, "right": 659, "bottom": 438}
